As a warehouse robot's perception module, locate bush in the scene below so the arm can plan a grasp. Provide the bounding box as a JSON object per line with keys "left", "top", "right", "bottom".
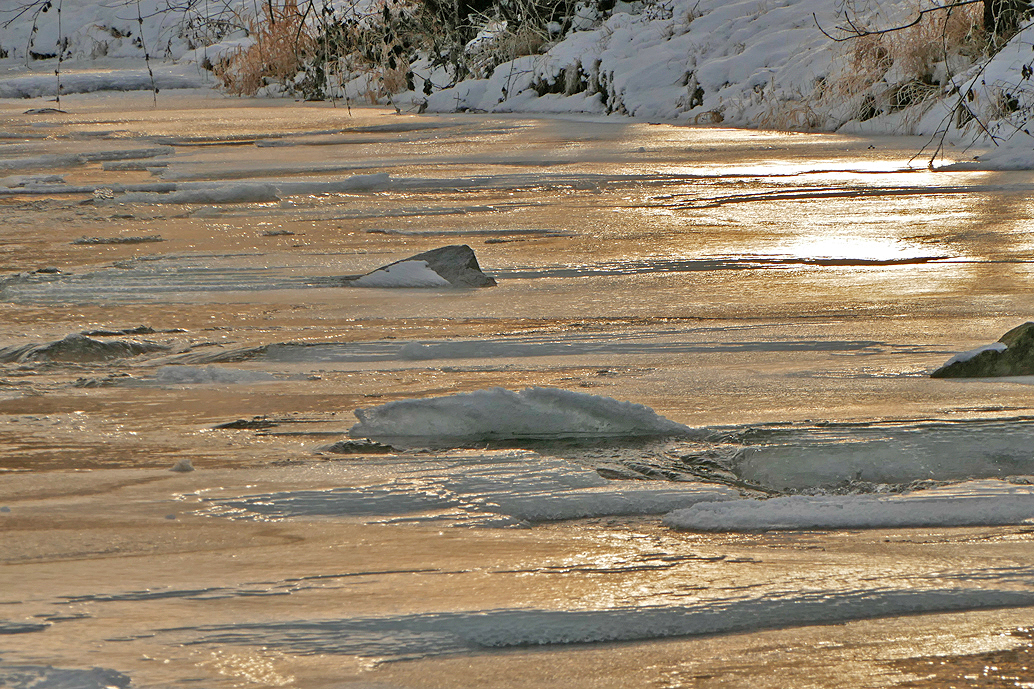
{"left": 213, "top": 0, "right": 316, "bottom": 96}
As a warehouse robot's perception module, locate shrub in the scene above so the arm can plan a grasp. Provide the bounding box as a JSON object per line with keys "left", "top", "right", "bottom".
{"left": 213, "top": 0, "right": 316, "bottom": 96}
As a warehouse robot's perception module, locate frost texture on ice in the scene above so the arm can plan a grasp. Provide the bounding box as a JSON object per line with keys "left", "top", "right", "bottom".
{"left": 349, "top": 387, "right": 694, "bottom": 443}
{"left": 663, "top": 480, "right": 1034, "bottom": 531}
{"left": 352, "top": 260, "right": 452, "bottom": 288}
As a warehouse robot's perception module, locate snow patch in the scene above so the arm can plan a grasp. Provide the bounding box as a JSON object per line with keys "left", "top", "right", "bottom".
{"left": 940, "top": 342, "right": 1008, "bottom": 368}
{"left": 352, "top": 260, "right": 452, "bottom": 288}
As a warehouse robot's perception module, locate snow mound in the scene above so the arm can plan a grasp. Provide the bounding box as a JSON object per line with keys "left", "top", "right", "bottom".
{"left": 349, "top": 387, "right": 694, "bottom": 444}
{"left": 155, "top": 365, "right": 276, "bottom": 385}
{"left": 663, "top": 480, "right": 1034, "bottom": 531}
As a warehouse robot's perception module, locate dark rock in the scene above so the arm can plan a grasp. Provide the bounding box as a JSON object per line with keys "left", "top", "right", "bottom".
{"left": 81, "top": 326, "right": 157, "bottom": 337}
{"left": 215, "top": 417, "right": 277, "bottom": 430}
{"left": 352, "top": 244, "right": 496, "bottom": 288}
{"left": 72, "top": 235, "right": 163, "bottom": 245}
{"left": 319, "top": 439, "right": 396, "bottom": 454}
{"left": 931, "top": 322, "right": 1034, "bottom": 378}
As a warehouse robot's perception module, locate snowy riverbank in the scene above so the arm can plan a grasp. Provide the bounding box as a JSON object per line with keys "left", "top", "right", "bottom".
{"left": 4, "top": 0, "right": 1034, "bottom": 166}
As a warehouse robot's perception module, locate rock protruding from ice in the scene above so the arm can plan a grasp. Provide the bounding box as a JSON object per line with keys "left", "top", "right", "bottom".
{"left": 169, "top": 458, "right": 195, "bottom": 472}
{"left": 319, "top": 439, "right": 397, "bottom": 454}
{"left": 932, "top": 322, "right": 1034, "bottom": 377}
{"left": 349, "top": 387, "right": 693, "bottom": 445}
{"left": 352, "top": 245, "right": 496, "bottom": 288}
{"left": 0, "top": 333, "right": 169, "bottom": 363}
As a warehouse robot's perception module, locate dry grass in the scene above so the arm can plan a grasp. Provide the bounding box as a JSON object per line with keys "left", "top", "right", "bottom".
{"left": 828, "top": 0, "right": 984, "bottom": 112}
{"left": 213, "top": 0, "right": 316, "bottom": 96}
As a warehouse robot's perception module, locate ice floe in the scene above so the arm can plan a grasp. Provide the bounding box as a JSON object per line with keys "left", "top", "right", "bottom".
{"left": 664, "top": 480, "right": 1034, "bottom": 531}
{"left": 720, "top": 418, "right": 1034, "bottom": 492}
{"left": 155, "top": 365, "right": 276, "bottom": 385}
{"left": 0, "top": 664, "right": 130, "bottom": 689}
{"left": 180, "top": 588, "right": 1034, "bottom": 658}
{"left": 205, "top": 450, "right": 734, "bottom": 526}
{"left": 349, "top": 387, "right": 694, "bottom": 445}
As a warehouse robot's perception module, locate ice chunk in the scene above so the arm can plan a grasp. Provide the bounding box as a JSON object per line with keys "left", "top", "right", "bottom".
{"left": 349, "top": 387, "right": 694, "bottom": 444}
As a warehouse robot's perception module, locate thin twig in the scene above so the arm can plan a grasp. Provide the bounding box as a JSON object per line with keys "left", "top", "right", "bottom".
{"left": 814, "top": 0, "right": 983, "bottom": 42}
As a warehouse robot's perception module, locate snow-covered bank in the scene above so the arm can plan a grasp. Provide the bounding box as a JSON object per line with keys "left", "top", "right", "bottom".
{"left": 4, "top": 0, "right": 1034, "bottom": 165}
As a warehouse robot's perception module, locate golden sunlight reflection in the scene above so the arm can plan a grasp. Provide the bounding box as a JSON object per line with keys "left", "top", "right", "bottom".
{"left": 772, "top": 236, "right": 942, "bottom": 262}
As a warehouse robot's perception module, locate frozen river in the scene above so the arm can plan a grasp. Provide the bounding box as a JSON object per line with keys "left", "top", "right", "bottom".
{"left": 2, "top": 91, "right": 1034, "bottom": 687}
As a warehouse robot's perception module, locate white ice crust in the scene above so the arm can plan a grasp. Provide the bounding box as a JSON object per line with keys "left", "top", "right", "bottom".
{"left": 349, "top": 387, "right": 694, "bottom": 441}
{"left": 352, "top": 260, "right": 451, "bottom": 288}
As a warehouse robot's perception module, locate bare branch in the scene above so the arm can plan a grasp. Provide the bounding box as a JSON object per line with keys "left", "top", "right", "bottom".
{"left": 814, "top": 0, "right": 984, "bottom": 42}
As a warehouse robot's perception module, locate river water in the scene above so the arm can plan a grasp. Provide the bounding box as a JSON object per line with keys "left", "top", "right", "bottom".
{"left": 2, "top": 91, "right": 1034, "bottom": 688}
